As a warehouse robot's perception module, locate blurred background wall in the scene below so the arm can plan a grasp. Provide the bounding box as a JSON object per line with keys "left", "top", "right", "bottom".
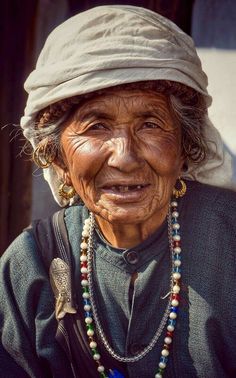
{"left": 0, "top": 0, "right": 235, "bottom": 254}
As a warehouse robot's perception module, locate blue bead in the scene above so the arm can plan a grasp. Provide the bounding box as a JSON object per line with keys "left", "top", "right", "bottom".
{"left": 160, "top": 356, "right": 168, "bottom": 363}
{"left": 85, "top": 311, "right": 92, "bottom": 318}
{"left": 174, "top": 254, "right": 181, "bottom": 260}
{"left": 172, "top": 230, "right": 179, "bottom": 236}
{"left": 108, "top": 369, "right": 125, "bottom": 378}
{"left": 173, "top": 267, "right": 181, "bottom": 273}
{"left": 168, "top": 319, "right": 176, "bottom": 326}
{"left": 170, "top": 306, "right": 178, "bottom": 313}
{"left": 83, "top": 299, "right": 91, "bottom": 305}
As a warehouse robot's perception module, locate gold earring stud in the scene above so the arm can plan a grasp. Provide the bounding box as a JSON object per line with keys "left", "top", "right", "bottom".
{"left": 58, "top": 182, "right": 76, "bottom": 200}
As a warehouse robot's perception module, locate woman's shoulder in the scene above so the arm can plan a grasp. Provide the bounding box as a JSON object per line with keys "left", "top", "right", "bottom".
{"left": 1, "top": 204, "right": 87, "bottom": 271}
{"left": 186, "top": 180, "right": 236, "bottom": 212}
{"left": 0, "top": 228, "right": 52, "bottom": 308}
{"left": 1, "top": 228, "right": 39, "bottom": 269}
{"left": 0, "top": 217, "right": 56, "bottom": 312}
{"left": 184, "top": 181, "right": 236, "bottom": 224}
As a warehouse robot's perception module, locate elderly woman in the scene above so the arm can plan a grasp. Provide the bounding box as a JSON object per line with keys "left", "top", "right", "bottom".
{"left": 1, "top": 5, "right": 236, "bottom": 378}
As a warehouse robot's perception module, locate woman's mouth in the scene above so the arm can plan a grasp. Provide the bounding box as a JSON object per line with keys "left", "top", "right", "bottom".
{"left": 108, "top": 184, "right": 145, "bottom": 192}
{"left": 100, "top": 183, "right": 150, "bottom": 202}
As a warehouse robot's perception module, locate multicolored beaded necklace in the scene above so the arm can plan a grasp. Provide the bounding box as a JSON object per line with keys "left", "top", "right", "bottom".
{"left": 80, "top": 199, "right": 182, "bottom": 378}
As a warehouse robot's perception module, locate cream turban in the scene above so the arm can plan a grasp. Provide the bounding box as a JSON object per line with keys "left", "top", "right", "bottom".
{"left": 20, "top": 5, "right": 233, "bottom": 205}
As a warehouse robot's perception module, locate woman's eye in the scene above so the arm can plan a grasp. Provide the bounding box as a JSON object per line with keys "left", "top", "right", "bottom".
{"left": 89, "top": 123, "right": 107, "bottom": 131}
{"left": 142, "top": 122, "right": 159, "bottom": 129}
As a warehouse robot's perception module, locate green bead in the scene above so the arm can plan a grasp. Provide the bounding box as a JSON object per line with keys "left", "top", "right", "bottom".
{"left": 92, "top": 348, "right": 98, "bottom": 355}
{"left": 99, "top": 373, "right": 107, "bottom": 378}
{"left": 158, "top": 367, "right": 164, "bottom": 375}
{"left": 83, "top": 286, "right": 89, "bottom": 293}
{"left": 86, "top": 323, "right": 94, "bottom": 330}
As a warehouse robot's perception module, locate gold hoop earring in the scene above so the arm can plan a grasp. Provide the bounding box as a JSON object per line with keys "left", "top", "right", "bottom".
{"left": 33, "top": 143, "right": 55, "bottom": 168}
{"left": 173, "top": 178, "right": 187, "bottom": 198}
{"left": 58, "top": 182, "right": 76, "bottom": 200}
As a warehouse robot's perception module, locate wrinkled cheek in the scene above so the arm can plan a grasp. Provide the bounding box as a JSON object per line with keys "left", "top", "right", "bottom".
{"left": 70, "top": 141, "right": 107, "bottom": 181}
{"left": 151, "top": 154, "right": 182, "bottom": 176}
{"left": 150, "top": 136, "right": 182, "bottom": 171}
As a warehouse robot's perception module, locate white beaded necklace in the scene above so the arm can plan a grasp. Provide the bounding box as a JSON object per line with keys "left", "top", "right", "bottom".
{"left": 80, "top": 200, "right": 182, "bottom": 378}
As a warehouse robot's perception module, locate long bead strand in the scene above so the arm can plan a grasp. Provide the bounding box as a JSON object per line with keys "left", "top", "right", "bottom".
{"left": 80, "top": 197, "right": 182, "bottom": 377}
{"left": 155, "top": 200, "right": 181, "bottom": 377}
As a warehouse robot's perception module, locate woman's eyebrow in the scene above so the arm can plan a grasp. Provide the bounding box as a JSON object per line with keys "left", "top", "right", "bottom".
{"left": 75, "top": 109, "right": 114, "bottom": 122}
{"left": 134, "top": 110, "right": 166, "bottom": 119}
{"left": 135, "top": 111, "right": 159, "bottom": 117}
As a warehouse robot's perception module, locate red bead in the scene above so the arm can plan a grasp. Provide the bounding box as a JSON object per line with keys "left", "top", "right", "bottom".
{"left": 81, "top": 262, "right": 87, "bottom": 268}
{"left": 173, "top": 241, "right": 181, "bottom": 247}
{"left": 81, "top": 273, "right": 88, "bottom": 280}
{"left": 166, "top": 331, "right": 174, "bottom": 338}
{"left": 171, "top": 294, "right": 180, "bottom": 301}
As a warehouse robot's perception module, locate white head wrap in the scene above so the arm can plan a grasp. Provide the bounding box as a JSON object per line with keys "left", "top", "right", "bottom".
{"left": 20, "top": 5, "right": 233, "bottom": 206}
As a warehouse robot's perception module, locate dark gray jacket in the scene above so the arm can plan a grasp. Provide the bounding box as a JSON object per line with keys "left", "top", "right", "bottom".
{"left": 0, "top": 181, "right": 236, "bottom": 378}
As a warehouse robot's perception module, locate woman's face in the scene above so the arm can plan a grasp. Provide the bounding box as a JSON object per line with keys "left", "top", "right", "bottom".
{"left": 59, "top": 89, "right": 183, "bottom": 225}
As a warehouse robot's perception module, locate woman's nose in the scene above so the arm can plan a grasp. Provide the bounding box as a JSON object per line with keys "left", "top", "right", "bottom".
{"left": 107, "top": 136, "right": 144, "bottom": 172}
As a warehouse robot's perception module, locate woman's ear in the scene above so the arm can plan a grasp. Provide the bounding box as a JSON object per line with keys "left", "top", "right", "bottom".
{"left": 182, "top": 161, "right": 188, "bottom": 173}
{"left": 52, "top": 158, "right": 72, "bottom": 186}
{"left": 177, "top": 154, "right": 186, "bottom": 177}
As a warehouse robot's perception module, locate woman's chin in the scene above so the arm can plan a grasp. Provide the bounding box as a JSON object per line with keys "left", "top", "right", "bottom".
{"left": 94, "top": 202, "right": 157, "bottom": 225}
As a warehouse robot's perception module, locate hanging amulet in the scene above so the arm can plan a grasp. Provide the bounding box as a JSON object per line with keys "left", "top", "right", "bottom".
{"left": 49, "top": 258, "right": 77, "bottom": 319}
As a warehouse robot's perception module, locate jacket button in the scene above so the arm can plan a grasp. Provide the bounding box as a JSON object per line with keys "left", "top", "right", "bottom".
{"left": 125, "top": 251, "right": 139, "bottom": 264}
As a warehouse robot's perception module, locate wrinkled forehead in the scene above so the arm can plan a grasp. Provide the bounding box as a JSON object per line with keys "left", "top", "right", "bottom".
{"left": 65, "top": 88, "right": 178, "bottom": 133}
{"left": 76, "top": 86, "right": 168, "bottom": 106}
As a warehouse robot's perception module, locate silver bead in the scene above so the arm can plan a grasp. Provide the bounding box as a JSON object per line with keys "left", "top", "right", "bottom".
{"left": 173, "top": 234, "right": 181, "bottom": 241}
{"left": 85, "top": 317, "right": 93, "bottom": 324}
{"left": 173, "top": 284, "right": 180, "bottom": 293}
{"left": 161, "top": 349, "right": 169, "bottom": 357}
{"left": 169, "top": 312, "right": 177, "bottom": 320}
{"left": 173, "top": 272, "right": 181, "bottom": 280}
{"left": 87, "top": 329, "right": 94, "bottom": 336}
{"left": 172, "top": 223, "right": 180, "bottom": 230}
{"left": 159, "top": 361, "right": 166, "bottom": 369}
{"left": 172, "top": 211, "right": 179, "bottom": 218}
{"left": 97, "top": 365, "right": 105, "bottom": 373}
{"left": 93, "top": 353, "right": 101, "bottom": 361}
{"left": 81, "top": 279, "right": 89, "bottom": 286}
{"left": 174, "top": 260, "right": 181, "bottom": 267}
{"left": 89, "top": 341, "right": 97, "bottom": 349}
{"left": 80, "top": 255, "right": 87, "bottom": 262}
{"left": 80, "top": 242, "right": 88, "bottom": 250}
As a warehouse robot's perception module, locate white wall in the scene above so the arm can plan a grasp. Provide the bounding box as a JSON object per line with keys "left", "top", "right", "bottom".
{"left": 192, "top": 0, "right": 236, "bottom": 182}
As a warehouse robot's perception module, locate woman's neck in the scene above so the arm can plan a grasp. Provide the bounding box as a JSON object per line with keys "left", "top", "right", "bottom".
{"left": 94, "top": 208, "right": 168, "bottom": 249}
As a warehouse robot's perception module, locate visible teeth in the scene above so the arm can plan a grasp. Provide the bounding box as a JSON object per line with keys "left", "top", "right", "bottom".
{"left": 119, "top": 186, "right": 129, "bottom": 192}
{"left": 109, "top": 185, "right": 144, "bottom": 192}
